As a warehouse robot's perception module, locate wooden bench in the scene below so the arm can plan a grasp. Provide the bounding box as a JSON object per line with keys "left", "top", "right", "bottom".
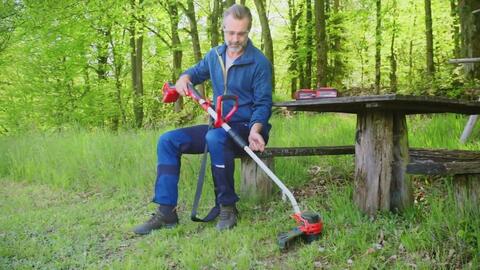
{"left": 240, "top": 146, "right": 480, "bottom": 212}
{"left": 239, "top": 146, "right": 354, "bottom": 201}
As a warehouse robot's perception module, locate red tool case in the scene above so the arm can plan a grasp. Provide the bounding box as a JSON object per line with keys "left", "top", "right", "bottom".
{"left": 294, "top": 88, "right": 338, "bottom": 100}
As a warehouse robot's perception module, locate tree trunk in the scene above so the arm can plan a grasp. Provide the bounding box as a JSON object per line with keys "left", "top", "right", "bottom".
{"left": 184, "top": 0, "right": 205, "bottom": 96}
{"left": 390, "top": 0, "right": 398, "bottom": 93}
{"left": 331, "top": 0, "right": 343, "bottom": 87}
{"left": 96, "top": 29, "right": 109, "bottom": 81}
{"left": 390, "top": 32, "right": 398, "bottom": 93}
{"left": 305, "top": 0, "right": 313, "bottom": 89}
{"left": 288, "top": 0, "right": 302, "bottom": 97}
{"left": 424, "top": 0, "right": 435, "bottom": 78}
{"left": 167, "top": 1, "right": 183, "bottom": 112}
{"left": 184, "top": 1, "right": 202, "bottom": 63}
{"left": 459, "top": 0, "right": 480, "bottom": 80}
{"left": 474, "top": 5, "right": 480, "bottom": 79}
{"left": 298, "top": 8, "right": 305, "bottom": 89}
{"left": 129, "top": 0, "right": 144, "bottom": 128}
{"left": 375, "top": 0, "right": 382, "bottom": 94}
{"left": 451, "top": 0, "right": 461, "bottom": 59}
{"left": 315, "top": 0, "right": 328, "bottom": 87}
{"left": 254, "top": 0, "right": 275, "bottom": 90}
{"left": 408, "top": 1, "right": 417, "bottom": 89}
{"left": 108, "top": 28, "right": 126, "bottom": 127}
{"left": 209, "top": 0, "right": 222, "bottom": 48}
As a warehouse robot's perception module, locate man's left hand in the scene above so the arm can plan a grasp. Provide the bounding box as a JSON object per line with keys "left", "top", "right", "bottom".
{"left": 248, "top": 124, "right": 265, "bottom": 152}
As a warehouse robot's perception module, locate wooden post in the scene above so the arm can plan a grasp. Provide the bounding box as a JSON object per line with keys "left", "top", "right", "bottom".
{"left": 391, "top": 114, "right": 413, "bottom": 211}
{"left": 460, "top": 115, "right": 478, "bottom": 143}
{"left": 454, "top": 174, "right": 480, "bottom": 213}
{"left": 354, "top": 111, "right": 413, "bottom": 216}
{"left": 240, "top": 157, "right": 274, "bottom": 201}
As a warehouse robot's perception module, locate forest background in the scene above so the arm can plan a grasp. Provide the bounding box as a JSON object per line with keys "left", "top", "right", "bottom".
{"left": 0, "top": 0, "right": 479, "bottom": 134}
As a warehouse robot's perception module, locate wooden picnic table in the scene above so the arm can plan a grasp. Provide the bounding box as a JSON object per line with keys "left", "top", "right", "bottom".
{"left": 274, "top": 94, "right": 480, "bottom": 216}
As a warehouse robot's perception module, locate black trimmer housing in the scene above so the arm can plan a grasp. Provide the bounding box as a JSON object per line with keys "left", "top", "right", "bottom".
{"left": 278, "top": 211, "right": 323, "bottom": 250}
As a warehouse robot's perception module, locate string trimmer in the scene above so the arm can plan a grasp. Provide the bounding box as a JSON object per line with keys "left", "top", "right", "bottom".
{"left": 162, "top": 82, "right": 323, "bottom": 250}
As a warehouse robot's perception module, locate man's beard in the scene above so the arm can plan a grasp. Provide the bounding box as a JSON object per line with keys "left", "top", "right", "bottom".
{"left": 226, "top": 41, "right": 246, "bottom": 53}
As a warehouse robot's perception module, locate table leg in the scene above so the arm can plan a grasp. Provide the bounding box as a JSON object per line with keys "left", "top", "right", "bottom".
{"left": 354, "top": 112, "right": 413, "bottom": 216}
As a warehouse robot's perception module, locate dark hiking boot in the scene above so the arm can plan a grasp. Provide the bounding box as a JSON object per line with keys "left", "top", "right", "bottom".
{"left": 133, "top": 205, "right": 178, "bottom": 235}
{"left": 216, "top": 204, "right": 238, "bottom": 231}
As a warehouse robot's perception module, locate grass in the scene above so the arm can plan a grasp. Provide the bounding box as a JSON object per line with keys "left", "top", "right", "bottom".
{"left": 1, "top": 113, "right": 480, "bottom": 269}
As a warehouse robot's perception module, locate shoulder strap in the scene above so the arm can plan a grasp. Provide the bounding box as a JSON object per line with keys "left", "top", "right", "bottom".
{"left": 215, "top": 48, "right": 228, "bottom": 95}
{"left": 191, "top": 122, "right": 220, "bottom": 222}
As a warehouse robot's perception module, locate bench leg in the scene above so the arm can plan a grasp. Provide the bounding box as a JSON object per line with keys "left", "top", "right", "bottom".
{"left": 354, "top": 112, "right": 413, "bottom": 216}
{"left": 454, "top": 174, "right": 480, "bottom": 213}
{"left": 240, "top": 156, "right": 274, "bottom": 202}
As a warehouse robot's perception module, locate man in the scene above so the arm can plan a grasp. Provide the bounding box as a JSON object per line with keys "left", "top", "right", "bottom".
{"left": 133, "top": 4, "right": 272, "bottom": 235}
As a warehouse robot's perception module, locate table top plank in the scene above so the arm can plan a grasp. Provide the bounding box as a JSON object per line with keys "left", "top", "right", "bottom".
{"left": 273, "top": 94, "right": 480, "bottom": 114}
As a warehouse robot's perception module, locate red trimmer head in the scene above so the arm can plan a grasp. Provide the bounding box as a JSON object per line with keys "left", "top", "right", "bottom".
{"left": 278, "top": 211, "right": 323, "bottom": 250}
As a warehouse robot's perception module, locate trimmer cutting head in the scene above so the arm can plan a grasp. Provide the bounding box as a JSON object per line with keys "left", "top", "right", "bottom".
{"left": 278, "top": 211, "right": 323, "bottom": 250}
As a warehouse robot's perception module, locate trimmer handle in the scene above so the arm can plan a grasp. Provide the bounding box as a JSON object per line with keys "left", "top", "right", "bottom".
{"left": 162, "top": 82, "right": 179, "bottom": 103}
{"left": 162, "top": 82, "right": 205, "bottom": 103}
{"left": 214, "top": 95, "right": 238, "bottom": 128}
{"left": 162, "top": 82, "right": 211, "bottom": 110}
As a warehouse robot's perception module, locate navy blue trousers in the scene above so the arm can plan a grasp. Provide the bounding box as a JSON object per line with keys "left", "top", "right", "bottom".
{"left": 152, "top": 122, "right": 258, "bottom": 206}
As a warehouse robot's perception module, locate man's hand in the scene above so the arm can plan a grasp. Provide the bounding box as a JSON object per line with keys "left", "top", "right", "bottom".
{"left": 248, "top": 123, "right": 265, "bottom": 152}
{"left": 174, "top": 75, "right": 191, "bottom": 96}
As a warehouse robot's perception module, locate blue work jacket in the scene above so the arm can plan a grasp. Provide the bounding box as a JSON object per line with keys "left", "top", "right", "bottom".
{"left": 183, "top": 40, "right": 273, "bottom": 132}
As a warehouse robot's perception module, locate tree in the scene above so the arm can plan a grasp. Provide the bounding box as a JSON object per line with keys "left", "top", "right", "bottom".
{"left": 451, "top": 0, "right": 461, "bottom": 59}
{"left": 304, "top": 0, "right": 313, "bottom": 89}
{"left": 209, "top": 0, "right": 222, "bottom": 48}
{"left": 183, "top": 0, "right": 202, "bottom": 63}
{"left": 129, "top": 0, "right": 145, "bottom": 128}
{"left": 459, "top": 0, "right": 480, "bottom": 80}
{"left": 375, "top": 0, "right": 382, "bottom": 94}
{"left": 254, "top": 0, "right": 275, "bottom": 89}
{"left": 287, "top": 0, "right": 303, "bottom": 96}
{"left": 107, "top": 26, "right": 127, "bottom": 127}
{"left": 389, "top": 0, "right": 398, "bottom": 92}
{"left": 329, "top": 0, "right": 346, "bottom": 87}
{"left": 314, "top": 0, "right": 328, "bottom": 87}
{"left": 165, "top": 0, "right": 183, "bottom": 112}
{"left": 407, "top": 1, "right": 418, "bottom": 89}
{"left": 424, "top": 0, "right": 435, "bottom": 78}
{"left": 182, "top": 0, "right": 205, "bottom": 96}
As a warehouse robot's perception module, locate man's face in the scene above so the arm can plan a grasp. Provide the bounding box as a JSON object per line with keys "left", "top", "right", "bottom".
{"left": 223, "top": 15, "right": 250, "bottom": 54}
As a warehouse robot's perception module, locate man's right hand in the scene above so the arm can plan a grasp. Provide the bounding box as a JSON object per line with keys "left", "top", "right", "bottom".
{"left": 174, "top": 75, "right": 191, "bottom": 96}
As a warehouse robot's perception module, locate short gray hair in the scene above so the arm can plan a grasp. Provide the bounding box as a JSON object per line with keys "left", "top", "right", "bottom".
{"left": 223, "top": 4, "right": 252, "bottom": 30}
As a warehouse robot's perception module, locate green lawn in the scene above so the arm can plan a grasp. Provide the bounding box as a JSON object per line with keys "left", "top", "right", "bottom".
{"left": 1, "top": 113, "right": 479, "bottom": 269}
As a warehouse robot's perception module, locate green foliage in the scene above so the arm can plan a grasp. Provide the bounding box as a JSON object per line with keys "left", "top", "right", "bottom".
{"left": 0, "top": 0, "right": 477, "bottom": 133}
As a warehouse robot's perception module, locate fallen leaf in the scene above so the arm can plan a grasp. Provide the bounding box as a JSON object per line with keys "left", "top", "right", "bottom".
{"left": 364, "top": 247, "right": 376, "bottom": 255}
